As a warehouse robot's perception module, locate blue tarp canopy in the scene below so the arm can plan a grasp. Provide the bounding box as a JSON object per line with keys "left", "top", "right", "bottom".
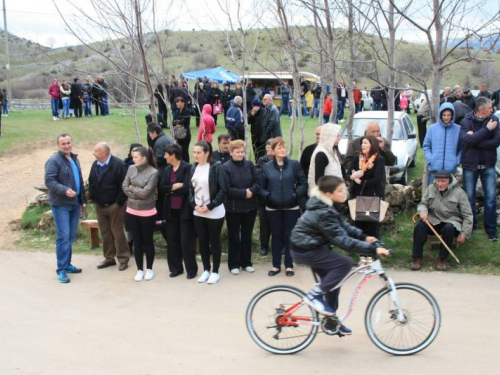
{"left": 180, "top": 67, "right": 240, "bottom": 84}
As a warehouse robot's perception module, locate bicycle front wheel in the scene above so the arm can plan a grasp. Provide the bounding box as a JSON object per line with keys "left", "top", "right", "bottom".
{"left": 246, "top": 285, "right": 319, "bottom": 355}
{"left": 365, "top": 283, "right": 441, "bottom": 356}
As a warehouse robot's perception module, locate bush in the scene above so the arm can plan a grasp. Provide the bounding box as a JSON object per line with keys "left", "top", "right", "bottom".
{"left": 192, "top": 51, "right": 217, "bottom": 67}
{"left": 67, "top": 46, "right": 74, "bottom": 52}
{"left": 21, "top": 206, "right": 48, "bottom": 230}
{"left": 50, "top": 69, "right": 57, "bottom": 74}
{"left": 176, "top": 42, "right": 190, "bottom": 52}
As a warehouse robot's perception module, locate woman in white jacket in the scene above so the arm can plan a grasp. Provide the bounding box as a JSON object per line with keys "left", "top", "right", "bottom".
{"left": 308, "top": 123, "right": 343, "bottom": 194}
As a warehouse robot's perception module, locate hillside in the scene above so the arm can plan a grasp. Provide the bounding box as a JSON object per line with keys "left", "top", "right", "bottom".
{"left": 0, "top": 27, "right": 499, "bottom": 100}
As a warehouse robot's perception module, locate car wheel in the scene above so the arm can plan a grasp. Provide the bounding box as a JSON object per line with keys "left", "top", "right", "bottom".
{"left": 400, "top": 168, "right": 408, "bottom": 186}
{"left": 409, "top": 152, "right": 417, "bottom": 168}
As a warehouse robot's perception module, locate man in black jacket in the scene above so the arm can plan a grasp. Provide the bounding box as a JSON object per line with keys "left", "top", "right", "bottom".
{"left": 89, "top": 142, "right": 130, "bottom": 270}
{"left": 213, "top": 134, "right": 231, "bottom": 164}
{"left": 45, "top": 133, "right": 87, "bottom": 283}
{"left": 460, "top": 97, "right": 500, "bottom": 241}
{"left": 148, "top": 123, "right": 173, "bottom": 169}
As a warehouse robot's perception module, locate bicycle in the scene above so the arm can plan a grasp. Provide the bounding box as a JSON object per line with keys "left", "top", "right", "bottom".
{"left": 246, "top": 249, "right": 441, "bottom": 356}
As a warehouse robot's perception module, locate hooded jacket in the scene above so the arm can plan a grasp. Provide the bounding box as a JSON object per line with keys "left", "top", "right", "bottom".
{"left": 308, "top": 124, "right": 343, "bottom": 192}
{"left": 417, "top": 176, "right": 473, "bottom": 238}
{"left": 197, "top": 104, "right": 216, "bottom": 143}
{"left": 423, "top": 102, "right": 462, "bottom": 173}
{"left": 48, "top": 81, "right": 60, "bottom": 99}
{"left": 290, "top": 187, "right": 376, "bottom": 254}
{"left": 460, "top": 110, "right": 500, "bottom": 169}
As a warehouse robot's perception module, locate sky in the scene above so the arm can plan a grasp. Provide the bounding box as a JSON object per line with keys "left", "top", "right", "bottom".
{"left": 3, "top": 0, "right": 499, "bottom": 49}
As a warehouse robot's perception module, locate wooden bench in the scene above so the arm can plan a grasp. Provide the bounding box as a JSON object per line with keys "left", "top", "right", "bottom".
{"left": 428, "top": 235, "right": 460, "bottom": 250}
{"left": 81, "top": 220, "right": 100, "bottom": 248}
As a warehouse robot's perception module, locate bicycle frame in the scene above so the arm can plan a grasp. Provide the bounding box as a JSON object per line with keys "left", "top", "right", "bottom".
{"left": 276, "top": 260, "right": 406, "bottom": 328}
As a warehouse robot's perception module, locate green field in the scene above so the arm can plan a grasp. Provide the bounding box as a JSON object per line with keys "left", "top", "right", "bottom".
{"left": 3, "top": 109, "right": 499, "bottom": 274}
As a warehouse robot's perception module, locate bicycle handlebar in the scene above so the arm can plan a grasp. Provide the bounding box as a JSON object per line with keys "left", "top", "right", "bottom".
{"left": 372, "top": 240, "right": 394, "bottom": 256}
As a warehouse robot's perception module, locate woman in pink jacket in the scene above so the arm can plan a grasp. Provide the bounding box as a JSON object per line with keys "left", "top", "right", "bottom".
{"left": 197, "top": 104, "right": 216, "bottom": 143}
{"left": 48, "top": 79, "right": 61, "bottom": 121}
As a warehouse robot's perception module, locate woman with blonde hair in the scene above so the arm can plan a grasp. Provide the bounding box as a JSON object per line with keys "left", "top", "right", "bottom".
{"left": 307, "top": 123, "right": 343, "bottom": 193}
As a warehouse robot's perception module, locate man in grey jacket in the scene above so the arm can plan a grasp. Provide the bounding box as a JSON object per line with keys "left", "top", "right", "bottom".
{"left": 411, "top": 170, "right": 473, "bottom": 271}
{"left": 261, "top": 94, "right": 282, "bottom": 144}
{"left": 44, "top": 133, "right": 87, "bottom": 283}
{"left": 148, "top": 123, "right": 173, "bottom": 169}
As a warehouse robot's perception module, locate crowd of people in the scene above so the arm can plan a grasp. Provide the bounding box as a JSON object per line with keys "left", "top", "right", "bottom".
{"left": 44, "top": 77, "right": 499, "bottom": 289}
{"left": 48, "top": 76, "right": 109, "bottom": 121}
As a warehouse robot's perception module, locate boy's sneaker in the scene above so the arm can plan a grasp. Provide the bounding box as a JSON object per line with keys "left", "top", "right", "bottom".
{"left": 230, "top": 268, "right": 240, "bottom": 275}
{"left": 134, "top": 270, "right": 144, "bottom": 282}
{"left": 197, "top": 270, "right": 210, "bottom": 283}
{"left": 488, "top": 234, "right": 498, "bottom": 242}
{"left": 207, "top": 272, "right": 220, "bottom": 284}
{"left": 144, "top": 269, "right": 154, "bottom": 281}
{"left": 66, "top": 264, "right": 82, "bottom": 274}
{"left": 339, "top": 325, "right": 353, "bottom": 336}
{"left": 57, "top": 271, "right": 70, "bottom": 284}
{"left": 304, "top": 288, "right": 335, "bottom": 316}
{"left": 244, "top": 266, "right": 255, "bottom": 273}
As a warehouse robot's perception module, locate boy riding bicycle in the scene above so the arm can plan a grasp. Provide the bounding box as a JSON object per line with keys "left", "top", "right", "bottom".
{"left": 290, "top": 176, "right": 390, "bottom": 335}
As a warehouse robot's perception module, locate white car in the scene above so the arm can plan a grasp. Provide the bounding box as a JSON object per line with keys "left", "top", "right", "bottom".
{"left": 338, "top": 111, "right": 418, "bottom": 185}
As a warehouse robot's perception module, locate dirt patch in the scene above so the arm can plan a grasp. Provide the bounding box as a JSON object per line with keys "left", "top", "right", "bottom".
{"left": 0, "top": 142, "right": 125, "bottom": 249}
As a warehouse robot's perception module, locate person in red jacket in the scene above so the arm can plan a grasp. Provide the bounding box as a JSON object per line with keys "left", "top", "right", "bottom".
{"left": 197, "top": 104, "right": 216, "bottom": 143}
{"left": 323, "top": 92, "right": 333, "bottom": 123}
{"left": 48, "top": 79, "right": 61, "bottom": 121}
{"left": 353, "top": 85, "right": 362, "bottom": 113}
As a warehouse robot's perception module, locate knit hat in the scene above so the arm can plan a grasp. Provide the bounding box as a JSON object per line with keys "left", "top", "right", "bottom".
{"left": 251, "top": 98, "right": 261, "bottom": 107}
{"left": 234, "top": 96, "right": 243, "bottom": 105}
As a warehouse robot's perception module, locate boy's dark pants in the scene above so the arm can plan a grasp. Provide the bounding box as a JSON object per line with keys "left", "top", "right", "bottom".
{"left": 292, "top": 247, "right": 353, "bottom": 312}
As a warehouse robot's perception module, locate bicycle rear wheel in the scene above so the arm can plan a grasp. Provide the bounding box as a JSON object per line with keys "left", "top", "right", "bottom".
{"left": 365, "top": 283, "right": 441, "bottom": 356}
{"left": 246, "top": 285, "right": 319, "bottom": 355}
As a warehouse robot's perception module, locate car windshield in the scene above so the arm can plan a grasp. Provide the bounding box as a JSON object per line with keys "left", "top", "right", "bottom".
{"left": 342, "top": 119, "right": 403, "bottom": 140}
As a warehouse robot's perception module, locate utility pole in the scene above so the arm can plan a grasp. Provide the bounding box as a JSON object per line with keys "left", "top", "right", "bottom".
{"left": 3, "top": 0, "right": 11, "bottom": 108}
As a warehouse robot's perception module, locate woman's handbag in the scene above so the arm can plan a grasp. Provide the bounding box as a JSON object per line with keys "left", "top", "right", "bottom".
{"left": 348, "top": 182, "right": 389, "bottom": 222}
{"left": 212, "top": 100, "right": 223, "bottom": 115}
{"left": 173, "top": 124, "right": 187, "bottom": 140}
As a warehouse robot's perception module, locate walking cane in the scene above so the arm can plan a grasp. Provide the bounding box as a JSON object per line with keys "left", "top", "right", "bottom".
{"left": 412, "top": 213, "right": 461, "bottom": 264}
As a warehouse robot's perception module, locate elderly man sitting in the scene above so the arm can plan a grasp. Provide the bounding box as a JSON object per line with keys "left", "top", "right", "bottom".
{"left": 411, "top": 170, "right": 473, "bottom": 271}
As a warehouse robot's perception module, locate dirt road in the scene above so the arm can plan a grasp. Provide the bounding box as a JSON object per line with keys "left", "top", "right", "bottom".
{"left": 0, "top": 142, "right": 123, "bottom": 249}
{"left": 0, "top": 250, "right": 498, "bottom": 375}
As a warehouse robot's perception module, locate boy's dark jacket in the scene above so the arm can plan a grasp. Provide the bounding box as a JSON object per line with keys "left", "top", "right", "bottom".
{"left": 290, "top": 187, "right": 376, "bottom": 255}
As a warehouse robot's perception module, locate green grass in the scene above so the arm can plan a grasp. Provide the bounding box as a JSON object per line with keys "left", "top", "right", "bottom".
{"left": 5, "top": 109, "right": 498, "bottom": 274}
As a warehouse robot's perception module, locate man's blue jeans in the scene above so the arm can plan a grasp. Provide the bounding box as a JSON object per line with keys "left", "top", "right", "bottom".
{"left": 310, "top": 99, "right": 320, "bottom": 118}
{"left": 463, "top": 167, "right": 497, "bottom": 236}
{"left": 301, "top": 97, "right": 308, "bottom": 116}
{"left": 52, "top": 204, "right": 80, "bottom": 273}
{"left": 280, "top": 95, "right": 290, "bottom": 116}
{"left": 51, "top": 98, "right": 59, "bottom": 117}
{"left": 84, "top": 99, "right": 92, "bottom": 116}
{"left": 102, "top": 94, "right": 109, "bottom": 115}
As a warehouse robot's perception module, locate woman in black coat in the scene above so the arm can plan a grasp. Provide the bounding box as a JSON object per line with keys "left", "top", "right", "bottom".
{"left": 223, "top": 140, "right": 260, "bottom": 275}
{"left": 208, "top": 81, "right": 222, "bottom": 125}
{"left": 259, "top": 137, "right": 308, "bottom": 277}
{"left": 173, "top": 97, "right": 191, "bottom": 162}
{"left": 348, "top": 135, "right": 386, "bottom": 238}
{"left": 158, "top": 144, "right": 198, "bottom": 279}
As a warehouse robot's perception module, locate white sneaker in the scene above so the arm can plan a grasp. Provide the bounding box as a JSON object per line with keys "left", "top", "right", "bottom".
{"left": 207, "top": 272, "right": 220, "bottom": 284}
{"left": 53, "top": 116, "right": 57, "bottom": 121}
{"left": 144, "top": 269, "right": 154, "bottom": 281}
{"left": 244, "top": 266, "right": 255, "bottom": 273}
{"left": 197, "top": 270, "right": 210, "bottom": 283}
{"left": 134, "top": 270, "right": 144, "bottom": 282}
{"left": 230, "top": 268, "right": 240, "bottom": 275}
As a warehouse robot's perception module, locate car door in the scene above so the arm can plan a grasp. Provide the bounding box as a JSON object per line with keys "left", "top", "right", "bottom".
{"left": 402, "top": 115, "right": 418, "bottom": 166}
